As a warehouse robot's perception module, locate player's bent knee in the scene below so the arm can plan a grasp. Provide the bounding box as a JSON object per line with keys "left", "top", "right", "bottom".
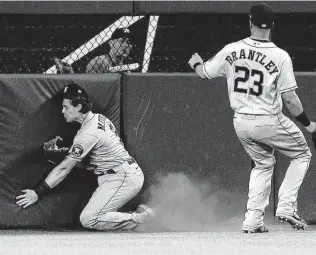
{"left": 80, "top": 211, "right": 117, "bottom": 230}
{"left": 292, "top": 148, "right": 312, "bottom": 163}
{"left": 255, "top": 157, "right": 276, "bottom": 170}
{"left": 80, "top": 210, "right": 94, "bottom": 228}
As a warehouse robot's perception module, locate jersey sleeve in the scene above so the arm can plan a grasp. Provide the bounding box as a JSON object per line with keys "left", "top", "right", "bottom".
{"left": 277, "top": 54, "right": 298, "bottom": 93}
{"left": 202, "top": 46, "right": 227, "bottom": 79}
{"left": 66, "top": 133, "right": 99, "bottom": 162}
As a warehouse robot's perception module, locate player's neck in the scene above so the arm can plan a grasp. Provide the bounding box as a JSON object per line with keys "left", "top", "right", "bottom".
{"left": 77, "top": 111, "right": 93, "bottom": 125}
{"left": 250, "top": 28, "right": 270, "bottom": 42}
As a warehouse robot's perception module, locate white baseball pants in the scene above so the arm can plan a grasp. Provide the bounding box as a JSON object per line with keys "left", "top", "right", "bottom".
{"left": 233, "top": 112, "right": 311, "bottom": 230}
{"left": 79, "top": 161, "right": 144, "bottom": 230}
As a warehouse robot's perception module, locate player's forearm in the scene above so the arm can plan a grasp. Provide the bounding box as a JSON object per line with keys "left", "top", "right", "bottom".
{"left": 195, "top": 64, "right": 207, "bottom": 79}
{"left": 283, "top": 95, "right": 303, "bottom": 117}
{"left": 45, "top": 160, "right": 73, "bottom": 188}
{"left": 282, "top": 90, "right": 315, "bottom": 132}
{"left": 45, "top": 168, "right": 69, "bottom": 189}
{"left": 33, "top": 160, "right": 74, "bottom": 199}
{"left": 189, "top": 53, "right": 207, "bottom": 79}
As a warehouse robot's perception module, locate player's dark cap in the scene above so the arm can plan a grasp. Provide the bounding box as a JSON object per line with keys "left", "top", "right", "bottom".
{"left": 110, "top": 28, "right": 133, "bottom": 42}
{"left": 250, "top": 4, "right": 274, "bottom": 29}
{"left": 64, "top": 83, "right": 90, "bottom": 101}
{"left": 63, "top": 83, "right": 92, "bottom": 112}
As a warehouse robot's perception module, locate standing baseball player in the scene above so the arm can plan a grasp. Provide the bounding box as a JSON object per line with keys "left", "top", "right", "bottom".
{"left": 15, "top": 83, "right": 153, "bottom": 231}
{"left": 85, "top": 28, "right": 134, "bottom": 74}
{"left": 189, "top": 4, "right": 315, "bottom": 233}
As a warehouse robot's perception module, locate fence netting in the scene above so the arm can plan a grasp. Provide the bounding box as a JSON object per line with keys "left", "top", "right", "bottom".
{"left": 0, "top": 13, "right": 316, "bottom": 74}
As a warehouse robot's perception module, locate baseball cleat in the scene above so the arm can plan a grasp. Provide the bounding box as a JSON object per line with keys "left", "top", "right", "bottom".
{"left": 242, "top": 225, "right": 268, "bottom": 234}
{"left": 136, "top": 204, "right": 155, "bottom": 216}
{"left": 133, "top": 204, "right": 155, "bottom": 223}
{"left": 276, "top": 213, "right": 307, "bottom": 230}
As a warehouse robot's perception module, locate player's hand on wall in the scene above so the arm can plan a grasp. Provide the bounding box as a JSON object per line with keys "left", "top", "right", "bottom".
{"left": 15, "top": 189, "right": 39, "bottom": 208}
{"left": 188, "top": 53, "right": 203, "bottom": 70}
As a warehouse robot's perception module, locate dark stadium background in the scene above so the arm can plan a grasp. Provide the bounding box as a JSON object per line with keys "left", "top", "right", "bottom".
{"left": 0, "top": 13, "right": 314, "bottom": 74}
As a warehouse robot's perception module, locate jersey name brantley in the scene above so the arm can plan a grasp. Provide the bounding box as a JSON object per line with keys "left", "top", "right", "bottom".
{"left": 225, "top": 49, "right": 279, "bottom": 75}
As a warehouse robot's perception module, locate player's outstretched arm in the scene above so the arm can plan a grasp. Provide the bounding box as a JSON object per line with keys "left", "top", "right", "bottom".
{"left": 15, "top": 157, "right": 77, "bottom": 208}
{"left": 44, "top": 157, "right": 77, "bottom": 188}
{"left": 188, "top": 53, "right": 207, "bottom": 79}
{"left": 282, "top": 90, "right": 316, "bottom": 133}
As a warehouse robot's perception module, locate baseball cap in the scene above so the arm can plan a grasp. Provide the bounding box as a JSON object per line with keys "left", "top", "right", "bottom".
{"left": 64, "top": 83, "right": 89, "bottom": 100}
{"left": 250, "top": 4, "right": 274, "bottom": 29}
{"left": 110, "top": 28, "right": 133, "bottom": 42}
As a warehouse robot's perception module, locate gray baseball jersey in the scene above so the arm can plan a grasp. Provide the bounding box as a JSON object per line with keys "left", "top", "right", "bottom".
{"left": 67, "top": 112, "right": 144, "bottom": 231}
{"left": 203, "top": 37, "right": 297, "bottom": 115}
{"left": 67, "top": 112, "right": 130, "bottom": 174}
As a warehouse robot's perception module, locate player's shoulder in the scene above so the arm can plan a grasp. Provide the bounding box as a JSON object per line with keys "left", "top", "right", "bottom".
{"left": 80, "top": 114, "right": 98, "bottom": 131}
{"left": 274, "top": 46, "right": 292, "bottom": 60}
{"left": 263, "top": 44, "right": 292, "bottom": 63}
{"left": 77, "top": 128, "right": 100, "bottom": 141}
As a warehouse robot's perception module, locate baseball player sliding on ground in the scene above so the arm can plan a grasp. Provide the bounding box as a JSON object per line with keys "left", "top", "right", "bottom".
{"left": 15, "top": 83, "right": 154, "bottom": 231}
{"left": 189, "top": 4, "right": 315, "bottom": 233}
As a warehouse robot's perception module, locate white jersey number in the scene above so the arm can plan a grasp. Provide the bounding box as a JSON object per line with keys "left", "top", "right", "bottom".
{"left": 234, "top": 66, "right": 263, "bottom": 96}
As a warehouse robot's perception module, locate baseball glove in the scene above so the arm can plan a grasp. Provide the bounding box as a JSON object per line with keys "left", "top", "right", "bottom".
{"left": 43, "top": 136, "right": 69, "bottom": 165}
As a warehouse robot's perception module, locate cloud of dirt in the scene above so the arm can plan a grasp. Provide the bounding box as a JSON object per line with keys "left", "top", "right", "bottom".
{"left": 139, "top": 172, "right": 245, "bottom": 232}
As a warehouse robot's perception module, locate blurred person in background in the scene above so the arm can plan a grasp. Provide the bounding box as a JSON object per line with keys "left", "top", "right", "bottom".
{"left": 86, "top": 28, "right": 134, "bottom": 74}
{"left": 53, "top": 28, "right": 134, "bottom": 74}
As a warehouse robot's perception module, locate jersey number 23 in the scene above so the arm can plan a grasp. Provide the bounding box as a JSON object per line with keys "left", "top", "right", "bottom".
{"left": 234, "top": 65, "right": 263, "bottom": 96}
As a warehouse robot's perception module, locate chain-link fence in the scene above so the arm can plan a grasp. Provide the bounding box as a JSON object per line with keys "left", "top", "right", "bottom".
{"left": 0, "top": 15, "right": 158, "bottom": 74}
{"left": 46, "top": 16, "right": 160, "bottom": 74}
{"left": 0, "top": 13, "right": 316, "bottom": 73}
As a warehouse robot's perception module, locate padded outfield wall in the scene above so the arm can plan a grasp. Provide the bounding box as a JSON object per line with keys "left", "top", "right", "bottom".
{"left": 0, "top": 73, "right": 316, "bottom": 229}
{"left": 0, "top": 74, "right": 121, "bottom": 229}
{"left": 122, "top": 73, "right": 316, "bottom": 226}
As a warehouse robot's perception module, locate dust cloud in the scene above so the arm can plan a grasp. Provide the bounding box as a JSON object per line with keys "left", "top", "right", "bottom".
{"left": 139, "top": 172, "right": 245, "bottom": 232}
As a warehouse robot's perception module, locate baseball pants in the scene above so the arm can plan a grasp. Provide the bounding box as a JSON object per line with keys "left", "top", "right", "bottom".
{"left": 80, "top": 161, "right": 144, "bottom": 230}
{"left": 233, "top": 112, "right": 311, "bottom": 230}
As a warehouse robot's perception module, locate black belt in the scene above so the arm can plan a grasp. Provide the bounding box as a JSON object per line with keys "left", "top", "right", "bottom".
{"left": 99, "top": 158, "right": 136, "bottom": 175}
